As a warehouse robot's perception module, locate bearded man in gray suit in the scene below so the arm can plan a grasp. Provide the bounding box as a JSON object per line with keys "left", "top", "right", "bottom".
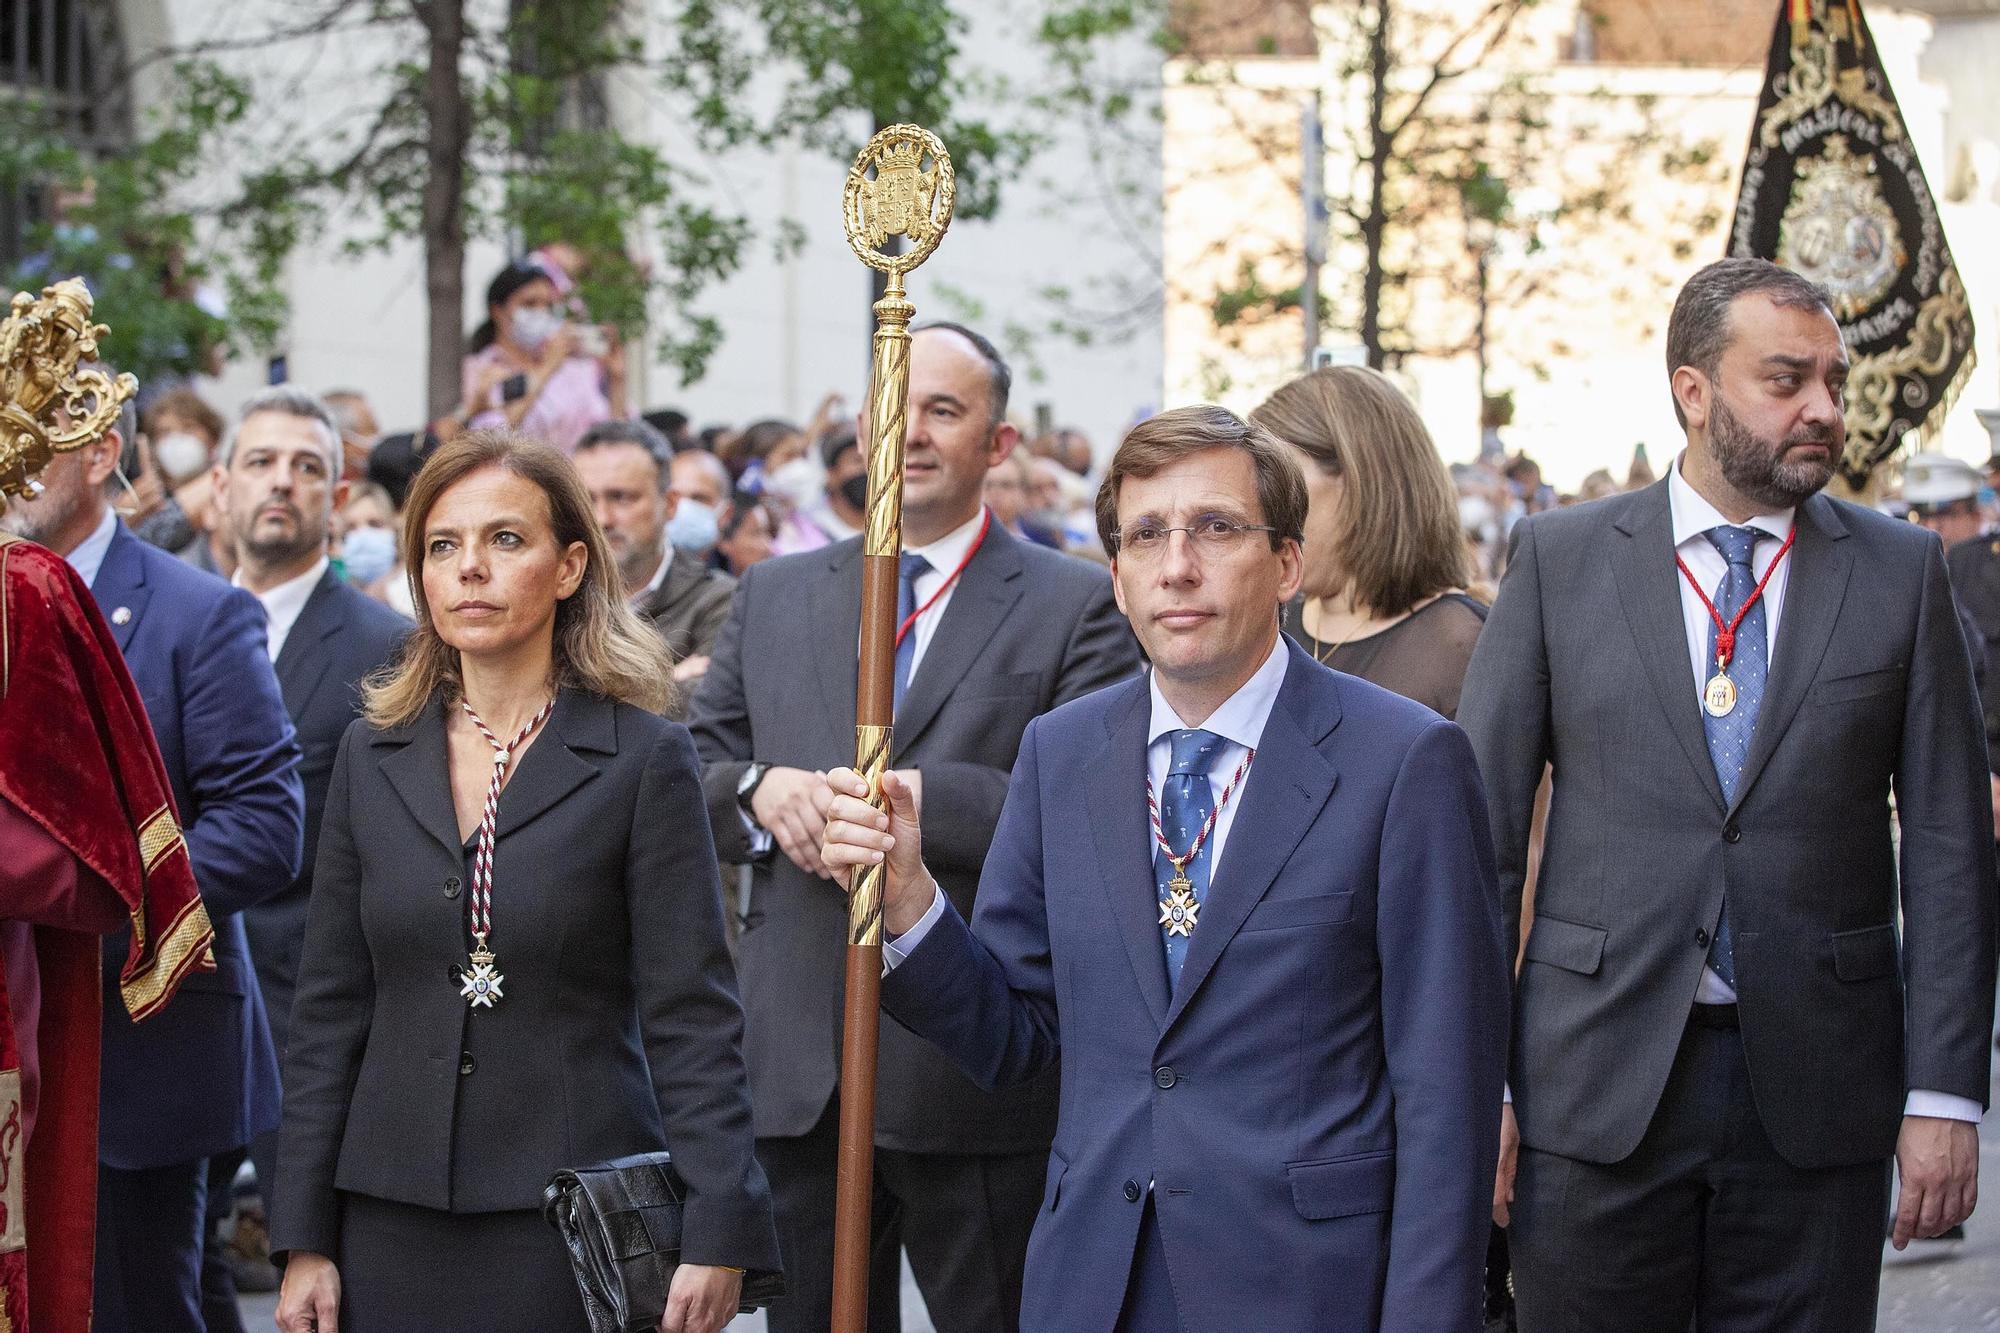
{"left": 1461, "top": 257, "right": 1996, "bottom": 1332}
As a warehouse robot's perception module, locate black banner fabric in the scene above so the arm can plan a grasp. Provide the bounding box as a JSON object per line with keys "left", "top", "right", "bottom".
{"left": 1729, "top": 0, "right": 1976, "bottom": 488}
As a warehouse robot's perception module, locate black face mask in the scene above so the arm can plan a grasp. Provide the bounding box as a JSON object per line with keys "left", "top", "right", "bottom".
{"left": 838, "top": 473, "right": 870, "bottom": 512}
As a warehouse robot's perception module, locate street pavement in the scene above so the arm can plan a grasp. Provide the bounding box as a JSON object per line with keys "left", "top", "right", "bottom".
{"left": 239, "top": 1065, "right": 2000, "bottom": 1330}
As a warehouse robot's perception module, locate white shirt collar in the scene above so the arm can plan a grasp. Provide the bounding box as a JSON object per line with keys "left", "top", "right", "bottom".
{"left": 904, "top": 506, "right": 989, "bottom": 579}
{"left": 1668, "top": 454, "right": 1794, "bottom": 549}
{"left": 235, "top": 556, "right": 329, "bottom": 661}
{"left": 1147, "top": 632, "right": 1291, "bottom": 752}
{"left": 628, "top": 542, "right": 672, "bottom": 605}
{"left": 64, "top": 506, "right": 119, "bottom": 589}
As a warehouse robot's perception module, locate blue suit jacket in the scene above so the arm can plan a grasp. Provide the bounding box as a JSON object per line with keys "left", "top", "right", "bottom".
{"left": 882, "top": 641, "right": 1510, "bottom": 1331}
{"left": 92, "top": 521, "right": 303, "bottom": 1168}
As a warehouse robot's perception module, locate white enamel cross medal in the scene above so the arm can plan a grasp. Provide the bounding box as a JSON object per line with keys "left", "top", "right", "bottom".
{"left": 460, "top": 941, "right": 505, "bottom": 1008}
{"left": 1159, "top": 863, "right": 1199, "bottom": 937}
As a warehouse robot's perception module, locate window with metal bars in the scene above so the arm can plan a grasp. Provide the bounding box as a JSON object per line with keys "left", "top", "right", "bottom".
{"left": 0, "top": 0, "right": 131, "bottom": 268}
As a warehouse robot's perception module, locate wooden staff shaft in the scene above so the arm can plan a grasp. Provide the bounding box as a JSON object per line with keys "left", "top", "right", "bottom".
{"left": 832, "top": 276, "right": 915, "bottom": 1332}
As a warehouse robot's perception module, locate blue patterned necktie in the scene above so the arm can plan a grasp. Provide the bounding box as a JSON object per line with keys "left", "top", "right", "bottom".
{"left": 892, "top": 552, "right": 932, "bottom": 711}
{"left": 1155, "top": 728, "right": 1223, "bottom": 985}
{"left": 1700, "top": 524, "right": 1769, "bottom": 988}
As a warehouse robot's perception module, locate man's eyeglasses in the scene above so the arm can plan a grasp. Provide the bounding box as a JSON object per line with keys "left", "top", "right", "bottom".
{"left": 1111, "top": 516, "right": 1278, "bottom": 559}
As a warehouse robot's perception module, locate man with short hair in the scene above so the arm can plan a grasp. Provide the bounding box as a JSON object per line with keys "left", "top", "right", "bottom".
{"left": 0, "top": 378, "right": 303, "bottom": 1333}
{"left": 212, "top": 386, "right": 409, "bottom": 1235}
{"left": 669, "top": 447, "right": 734, "bottom": 564}
{"left": 805, "top": 424, "right": 867, "bottom": 544}
{"left": 574, "top": 418, "right": 736, "bottom": 708}
{"left": 823, "top": 403, "right": 1508, "bottom": 1330}
{"left": 690, "top": 323, "right": 1142, "bottom": 1333}
{"left": 1462, "top": 257, "right": 1996, "bottom": 1330}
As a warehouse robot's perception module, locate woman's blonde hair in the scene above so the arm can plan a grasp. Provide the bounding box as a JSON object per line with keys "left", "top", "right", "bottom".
{"left": 363, "top": 429, "right": 675, "bottom": 727}
{"left": 1250, "top": 367, "right": 1468, "bottom": 617}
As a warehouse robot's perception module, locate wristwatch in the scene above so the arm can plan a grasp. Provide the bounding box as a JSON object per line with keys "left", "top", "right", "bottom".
{"left": 736, "top": 762, "right": 772, "bottom": 819}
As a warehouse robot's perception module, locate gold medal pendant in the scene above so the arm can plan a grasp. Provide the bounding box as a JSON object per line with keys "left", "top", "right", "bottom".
{"left": 1703, "top": 671, "right": 1737, "bottom": 718}
{"left": 460, "top": 943, "right": 505, "bottom": 1008}
{"left": 1158, "top": 886, "right": 1200, "bottom": 937}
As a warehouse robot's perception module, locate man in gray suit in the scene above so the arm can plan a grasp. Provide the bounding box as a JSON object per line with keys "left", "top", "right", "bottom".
{"left": 688, "top": 323, "right": 1141, "bottom": 1333}
{"left": 1461, "top": 258, "right": 1996, "bottom": 1331}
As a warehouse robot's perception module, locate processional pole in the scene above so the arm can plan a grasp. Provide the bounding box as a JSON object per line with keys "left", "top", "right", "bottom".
{"left": 831, "top": 125, "right": 955, "bottom": 1333}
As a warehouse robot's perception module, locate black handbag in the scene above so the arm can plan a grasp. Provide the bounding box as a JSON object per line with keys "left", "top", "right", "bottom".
{"left": 543, "top": 1152, "right": 783, "bottom": 1333}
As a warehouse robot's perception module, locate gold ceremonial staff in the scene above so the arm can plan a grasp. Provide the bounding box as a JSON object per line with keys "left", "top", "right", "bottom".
{"left": 832, "top": 123, "right": 955, "bottom": 1333}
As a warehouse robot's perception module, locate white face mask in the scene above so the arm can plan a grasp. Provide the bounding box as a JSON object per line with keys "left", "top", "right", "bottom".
{"left": 155, "top": 432, "right": 211, "bottom": 484}
{"left": 667, "top": 499, "right": 721, "bottom": 553}
{"left": 766, "top": 457, "right": 822, "bottom": 509}
{"left": 510, "top": 306, "right": 563, "bottom": 353}
{"left": 340, "top": 525, "right": 398, "bottom": 585}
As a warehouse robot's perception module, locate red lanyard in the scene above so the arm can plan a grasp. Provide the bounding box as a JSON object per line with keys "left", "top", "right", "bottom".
{"left": 895, "top": 508, "right": 992, "bottom": 649}
{"left": 1673, "top": 526, "right": 1797, "bottom": 670}
{"left": 1145, "top": 748, "right": 1254, "bottom": 875}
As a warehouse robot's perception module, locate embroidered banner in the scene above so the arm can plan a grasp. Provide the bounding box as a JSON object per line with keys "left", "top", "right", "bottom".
{"left": 1728, "top": 0, "right": 1977, "bottom": 489}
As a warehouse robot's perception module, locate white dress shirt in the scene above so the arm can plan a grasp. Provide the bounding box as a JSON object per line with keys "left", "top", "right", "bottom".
{"left": 626, "top": 543, "right": 672, "bottom": 607}
{"left": 885, "top": 634, "right": 1292, "bottom": 967}
{"left": 744, "top": 507, "right": 994, "bottom": 853}
{"left": 64, "top": 506, "right": 119, "bottom": 588}
{"left": 1668, "top": 458, "right": 1977, "bottom": 1124}
{"left": 236, "top": 557, "right": 328, "bottom": 662}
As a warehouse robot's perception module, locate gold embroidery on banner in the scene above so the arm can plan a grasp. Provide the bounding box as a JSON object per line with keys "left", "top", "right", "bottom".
{"left": 121, "top": 895, "right": 214, "bottom": 1020}
{"left": 1841, "top": 269, "right": 1974, "bottom": 463}
{"left": 136, "top": 804, "right": 185, "bottom": 873}
{"left": 0, "top": 1070, "right": 23, "bottom": 1254}
{"left": 0, "top": 1283, "right": 13, "bottom": 1332}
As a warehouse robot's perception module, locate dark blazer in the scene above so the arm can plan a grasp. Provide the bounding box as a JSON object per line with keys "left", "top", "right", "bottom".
{"left": 241, "top": 570, "right": 409, "bottom": 1072}
{"left": 688, "top": 522, "right": 1142, "bottom": 1152}
{"left": 90, "top": 520, "right": 304, "bottom": 1169}
{"left": 880, "top": 642, "right": 1510, "bottom": 1331}
{"left": 270, "top": 690, "right": 778, "bottom": 1271}
{"left": 1459, "top": 481, "right": 1998, "bottom": 1169}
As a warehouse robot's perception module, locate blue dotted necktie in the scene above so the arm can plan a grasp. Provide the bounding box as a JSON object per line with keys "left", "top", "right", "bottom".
{"left": 1155, "top": 729, "right": 1223, "bottom": 985}
{"left": 893, "top": 553, "right": 932, "bottom": 711}
{"left": 1700, "top": 525, "right": 1768, "bottom": 989}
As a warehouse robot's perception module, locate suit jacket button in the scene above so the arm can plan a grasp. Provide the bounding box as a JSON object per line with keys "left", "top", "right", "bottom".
{"left": 444, "top": 875, "right": 462, "bottom": 898}
{"left": 459, "top": 1051, "right": 475, "bottom": 1076}
{"left": 1722, "top": 824, "right": 1742, "bottom": 844}
{"left": 1123, "top": 1180, "right": 1142, "bottom": 1202}
{"left": 1154, "top": 1066, "right": 1176, "bottom": 1089}
{"left": 1695, "top": 927, "right": 1710, "bottom": 948}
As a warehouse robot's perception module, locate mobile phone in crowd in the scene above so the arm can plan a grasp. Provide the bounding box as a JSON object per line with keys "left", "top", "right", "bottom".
{"left": 501, "top": 373, "right": 529, "bottom": 403}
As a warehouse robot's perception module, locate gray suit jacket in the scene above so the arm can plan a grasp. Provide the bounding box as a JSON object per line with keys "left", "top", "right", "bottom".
{"left": 688, "top": 522, "right": 1143, "bottom": 1152}
{"left": 1460, "top": 480, "right": 1996, "bottom": 1169}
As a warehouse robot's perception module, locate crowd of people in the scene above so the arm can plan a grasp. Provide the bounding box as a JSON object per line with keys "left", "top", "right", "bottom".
{"left": 0, "top": 251, "right": 1994, "bottom": 1333}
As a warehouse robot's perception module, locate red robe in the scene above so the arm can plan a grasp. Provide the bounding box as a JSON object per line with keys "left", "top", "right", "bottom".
{"left": 0, "top": 532, "right": 213, "bottom": 1333}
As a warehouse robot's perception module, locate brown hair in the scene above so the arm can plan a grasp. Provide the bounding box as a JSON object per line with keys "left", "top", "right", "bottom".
{"left": 1250, "top": 367, "right": 1468, "bottom": 618}
{"left": 143, "top": 387, "right": 226, "bottom": 446}
{"left": 1094, "top": 404, "right": 1307, "bottom": 554}
{"left": 363, "top": 429, "right": 675, "bottom": 727}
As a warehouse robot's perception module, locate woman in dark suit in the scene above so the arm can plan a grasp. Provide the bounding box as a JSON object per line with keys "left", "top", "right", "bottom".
{"left": 272, "top": 430, "right": 776, "bottom": 1333}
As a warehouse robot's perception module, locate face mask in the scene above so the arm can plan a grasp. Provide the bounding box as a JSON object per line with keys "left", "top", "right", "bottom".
{"left": 155, "top": 432, "right": 211, "bottom": 484}
{"left": 510, "top": 306, "right": 563, "bottom": 353}
{"left": 667, "top": 499, "right": 720, "bottom": 553}
{"left": 341, "top": 525, "right": 398, "bottom": 586}
{"left": 767, "top": 457, "right": 822, "bottom": 509}
{"left": 838, "top": 473, "right": 870, "bottom": 512}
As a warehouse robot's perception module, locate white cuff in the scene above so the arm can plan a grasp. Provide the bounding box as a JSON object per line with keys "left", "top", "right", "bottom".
{"left": 739, "top": 805, "right": 772, "bottom": 857}
{"left": 1502, "top": 1083, "right": 1512, "bottom": 1105}
{"left": 1905, "top": 1090, "right": 1984, "bottom": 1123}
{"left": 880, "top": 886, "right": 947, "bottom": 975}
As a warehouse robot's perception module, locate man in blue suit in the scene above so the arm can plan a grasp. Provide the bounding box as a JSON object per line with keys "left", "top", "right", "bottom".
{"left": 823, "top": 405, "right": 1510, "bottom": 1330}
{"left": 1, "top": 387, "right": 303, "bottom": 1333}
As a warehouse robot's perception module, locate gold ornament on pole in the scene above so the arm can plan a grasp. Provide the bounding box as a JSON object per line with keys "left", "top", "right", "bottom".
{"left": 0, "top": 278, "right": 138, "bottom": 501}
{"left": 831, "top": 123, "right": 954, "bottom": 1333}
